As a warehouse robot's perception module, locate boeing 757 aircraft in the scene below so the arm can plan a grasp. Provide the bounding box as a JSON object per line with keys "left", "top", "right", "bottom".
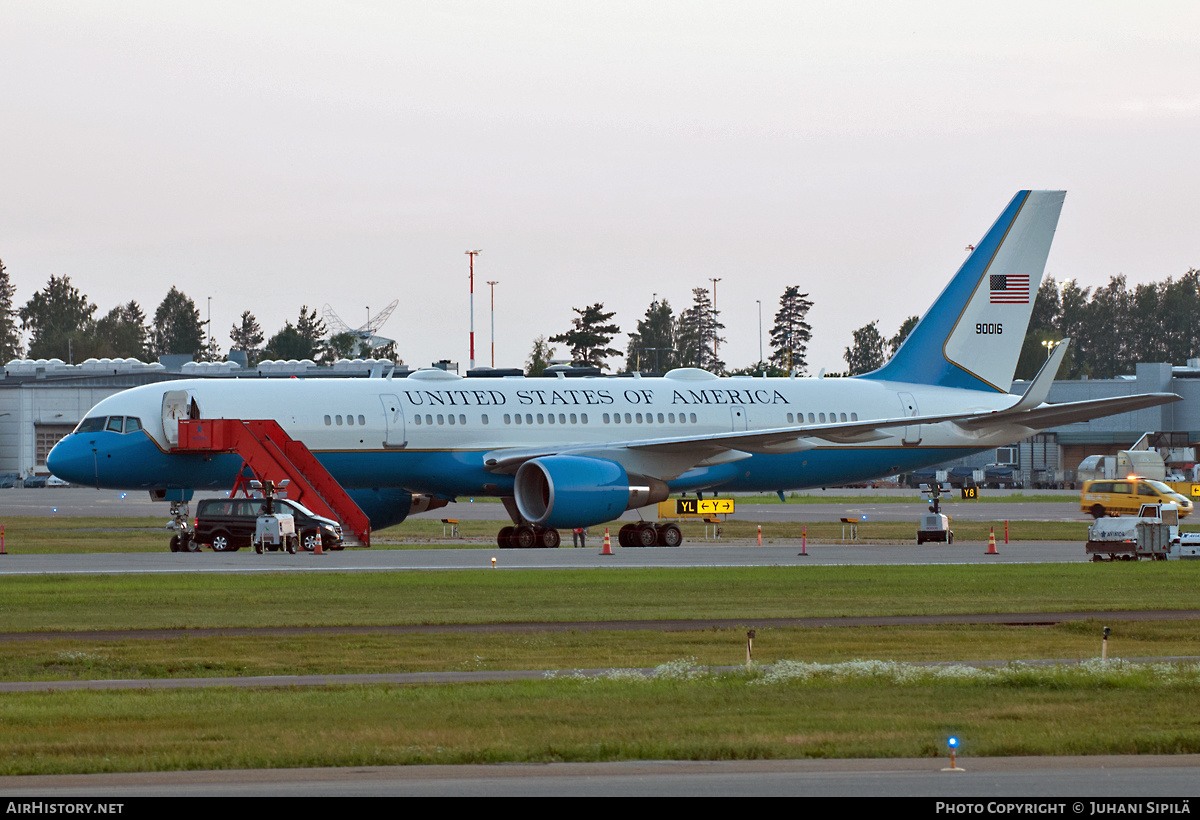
{"left": 46, "top": 191, "right": 1179, "bottom": 548}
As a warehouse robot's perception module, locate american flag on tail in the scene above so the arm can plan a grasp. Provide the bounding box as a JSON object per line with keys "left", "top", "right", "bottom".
{"left": 989, "top": 274, "right": 1030, "bottom": 304}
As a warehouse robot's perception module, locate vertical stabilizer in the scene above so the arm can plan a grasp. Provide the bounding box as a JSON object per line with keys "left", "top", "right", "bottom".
{"left": 862, "top": 190, "right": 1065, "bottom": 392}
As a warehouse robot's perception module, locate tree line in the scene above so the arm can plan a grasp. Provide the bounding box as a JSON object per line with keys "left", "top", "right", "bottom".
{"left": 1015, "top": 272, "right": 1200, "bottom": 380}
{"left": 529, "top": 286, "right": 818, "bottom": 377}
{"left": 7, "top": 255, "right": 1195, "bottom": 380}
{"left": 833, "top": 270, "right": 1200, "bottom": 380}
{"left": 0, "top": 260, "right": 401, "bottom": 367}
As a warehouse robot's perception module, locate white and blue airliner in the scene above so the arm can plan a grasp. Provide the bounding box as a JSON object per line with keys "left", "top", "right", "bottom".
{"left": 46, "top": 191, "right": 1179, "bottom": 547}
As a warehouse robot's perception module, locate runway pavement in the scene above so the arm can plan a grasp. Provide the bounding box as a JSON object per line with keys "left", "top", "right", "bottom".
{"left": 0, "top": 538, "right": 1088, "bottom": 575}
{"left": 0, "top": 487, "right": 1089, "bottom": 523}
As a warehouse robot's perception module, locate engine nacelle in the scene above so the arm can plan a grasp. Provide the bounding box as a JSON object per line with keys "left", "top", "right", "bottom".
{"left": 514, "top": 455, "right": 668, "bottom": 529}
{"left": 346, "top": 488, "right": 447, "bottom": 531}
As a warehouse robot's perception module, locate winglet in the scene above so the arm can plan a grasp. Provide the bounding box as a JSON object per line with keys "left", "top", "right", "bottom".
{"left": 1010, "top": 338, "right": 1070, "bottom": 411}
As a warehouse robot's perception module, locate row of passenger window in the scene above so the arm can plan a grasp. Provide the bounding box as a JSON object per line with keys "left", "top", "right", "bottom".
{"left": 413, "top": 412, "right": 595, "bottom": 426}
{"left": 506, "top": 413, "right": 586, "bottom": 425}
{"left": 324, "top": 414, "right": 367, "bottom": 426}
{"left": 788, "top": 412, "right": 858, "bottom": 424}
{"left": 604, "top": 412, "right": 697, "bottom": 424}
{"left": 74, "top": 416, "right": 144, "bottom": 434}
{"left": 331, "top": 409, "right": 859, "bottom": 430}
{"left": 415, "top": 414, "right": 470, "bottom": 426}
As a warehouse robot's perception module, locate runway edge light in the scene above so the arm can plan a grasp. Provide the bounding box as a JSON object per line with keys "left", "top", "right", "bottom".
{"left": 941, "top": 736, "right": 965, "bottom": 773}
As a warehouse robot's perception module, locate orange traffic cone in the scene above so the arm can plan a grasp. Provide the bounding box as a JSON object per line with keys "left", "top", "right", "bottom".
{"left": 313, "top": 529, "right": 324, "bottom": 555}
{"left": 601, "top": 528, "right": 613, "bottom": 555}
{"left": 1, "top": 525, "right": 6, "bottom": 555}
{"left": 986, "top": 527, "right": 998, "bottom": 555}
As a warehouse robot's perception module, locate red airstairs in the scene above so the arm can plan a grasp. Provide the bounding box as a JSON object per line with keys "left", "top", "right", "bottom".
{"left": 174, "top": 419, "right": 371, "bottom": 547}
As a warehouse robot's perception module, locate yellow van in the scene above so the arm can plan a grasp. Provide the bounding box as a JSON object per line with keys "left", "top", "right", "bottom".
{"left": 1080, "top": 478, "right": 1193, "bottom": 519}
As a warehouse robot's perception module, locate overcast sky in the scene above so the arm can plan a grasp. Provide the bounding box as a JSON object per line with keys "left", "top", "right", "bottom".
{"left": 3, "top": 1, "right": 1198, "bottom": 374}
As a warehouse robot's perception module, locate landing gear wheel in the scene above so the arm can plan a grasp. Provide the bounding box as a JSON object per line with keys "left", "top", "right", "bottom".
{"left": 617, "top": 524, "right": 634, "bottom": 548}
{"left": 514, "top": 525, "right": 537, "bottom": 549}
{"left": 498, "top": 526, "right": 515, "bottom": 549}
{"left": 538, "top": 528, "right": 561, "bottom": 549}
{"left": 169, "top": 535, "right": 180, "bottom": 553}
{"left": 635, "top": 523, "right": 658, "bottom": 548}
{"left": 1091, "top": 504, "right": 1106, "bottom": 519}
{"left": 657, "top": 523, "right": 683, "bottom": 547}
{"left": 185, "top": 535, "right": 200, "bottom": 552}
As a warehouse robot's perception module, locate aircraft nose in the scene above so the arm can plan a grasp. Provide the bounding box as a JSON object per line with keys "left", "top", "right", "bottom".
{"left": 46, "top": 435, "right": 96, "bottom": 486}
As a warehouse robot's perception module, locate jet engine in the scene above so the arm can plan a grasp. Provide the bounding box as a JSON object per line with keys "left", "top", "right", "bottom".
{"left": 347, "top": 488, "right": 448, "bottom": 530}
{"left": 514, "top": 455, "right": 669, "bottom": 529}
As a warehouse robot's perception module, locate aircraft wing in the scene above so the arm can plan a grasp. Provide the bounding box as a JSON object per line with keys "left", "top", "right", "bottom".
{"left": 482, "top": 341, "right": 1178, "bottom": 477}
{"left": 952, "top": 392, "right": 1181, "bottom": 431}
{"left": 483, "top": 392, "right": 1181, "bottom": 478}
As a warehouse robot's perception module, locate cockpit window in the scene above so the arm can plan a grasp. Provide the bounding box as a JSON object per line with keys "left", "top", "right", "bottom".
{"left": 106, "top": 417, "right": 124, "bottom": 433}
{"left": 125, "top": 417, "right": 143, "bottom": 433}
{"left": 75, "top": 417, "right": 106, "bottom": 434}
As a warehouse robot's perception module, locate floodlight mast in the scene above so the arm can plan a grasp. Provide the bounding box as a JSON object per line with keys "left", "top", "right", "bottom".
{"left": 487, "top": 280, "right": 499, "bottom": 367}
{"left": 466, "top": 250, "right": 482, "bottom": 370}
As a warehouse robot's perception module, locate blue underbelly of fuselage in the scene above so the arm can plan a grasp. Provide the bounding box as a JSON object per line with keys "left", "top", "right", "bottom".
{"left": 50, "top": 430, "right": 982, "bottom": 498}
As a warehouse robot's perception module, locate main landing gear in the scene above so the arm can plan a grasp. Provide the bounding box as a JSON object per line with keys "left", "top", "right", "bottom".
{"left": 493, "top": 522, "right": 684, "bottom": 548}
{"left": 497, "top": 525, "right": 561, "bottom": 549}
{"left": 617, "top": 521, "right": 682, "bottom": 548}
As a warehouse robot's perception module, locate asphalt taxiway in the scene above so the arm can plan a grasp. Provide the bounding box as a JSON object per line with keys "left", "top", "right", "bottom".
{"left": 0, "top": 538, "right": 1088, "bottom": 576}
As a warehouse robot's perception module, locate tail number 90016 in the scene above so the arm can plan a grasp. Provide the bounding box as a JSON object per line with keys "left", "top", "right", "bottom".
{"left": 976, "top": 323, "right": 1002, "bottom": 335}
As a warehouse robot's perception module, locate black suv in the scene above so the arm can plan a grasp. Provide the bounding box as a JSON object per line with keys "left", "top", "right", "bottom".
{"left": 193, "top": 497, "right": 344, "bottom": 552}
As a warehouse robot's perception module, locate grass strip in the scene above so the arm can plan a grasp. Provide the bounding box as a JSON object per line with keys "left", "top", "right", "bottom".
{"left": 2, "top": 620, "right": 1197, "bottom": 682}
{"left": 4, "top": 563, "right": 1200, "bottom": 633}
{"left": 3, "top": 661, "right": 1200, "bottom": 775}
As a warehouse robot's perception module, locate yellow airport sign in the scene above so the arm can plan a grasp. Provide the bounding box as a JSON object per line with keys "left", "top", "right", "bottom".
{"left": 659, "top": 498, "right": 736, "bottom": 518}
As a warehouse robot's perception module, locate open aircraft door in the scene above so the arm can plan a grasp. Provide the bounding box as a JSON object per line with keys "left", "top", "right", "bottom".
{"left": 380, "top": 394, "right": 406, "bottom": 449}
{"left": 899, "top": 392, "right": 921, "bottom": 445}
{"left": 162, "top": 390, "right": 191, "bottom": 448}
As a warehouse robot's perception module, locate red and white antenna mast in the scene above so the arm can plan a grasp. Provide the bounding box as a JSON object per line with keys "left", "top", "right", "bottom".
{"left": 466, "top": 250, "right": 481, "bottom": 370}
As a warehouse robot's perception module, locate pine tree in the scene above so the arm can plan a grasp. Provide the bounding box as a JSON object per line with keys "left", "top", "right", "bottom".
{"left": 19, "top": 275, "right": 96, "bottom": 361}
{"left": 676, "top": 288, "right": 724, "bottom": 372}
{"left": 150, "top": 287, "right": 205, "bottom": 359}
{"left": 769, "top": 286, "right": 813, "bottom": 374}
{"left": 263, "top": 307, "right": 328, "bottom": 362}
{"left": 296, "top": 305, "right": 327, "bottom": 351}
{"left": 0, "top": 259, "right": 22, "bottom": 361}
{"left": 549, "top": 303, "right": 621, "bottom": 370}
{"left": 230, "top": 311, "right": 265, "bottom": 367}
{"left": 624, "top": 299, "right": 677, "bottom": 373}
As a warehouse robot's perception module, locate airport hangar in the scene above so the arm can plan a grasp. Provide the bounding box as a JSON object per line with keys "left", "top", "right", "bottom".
{"left": 1, "top": 356, "right": 1199, "bottom": 484}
